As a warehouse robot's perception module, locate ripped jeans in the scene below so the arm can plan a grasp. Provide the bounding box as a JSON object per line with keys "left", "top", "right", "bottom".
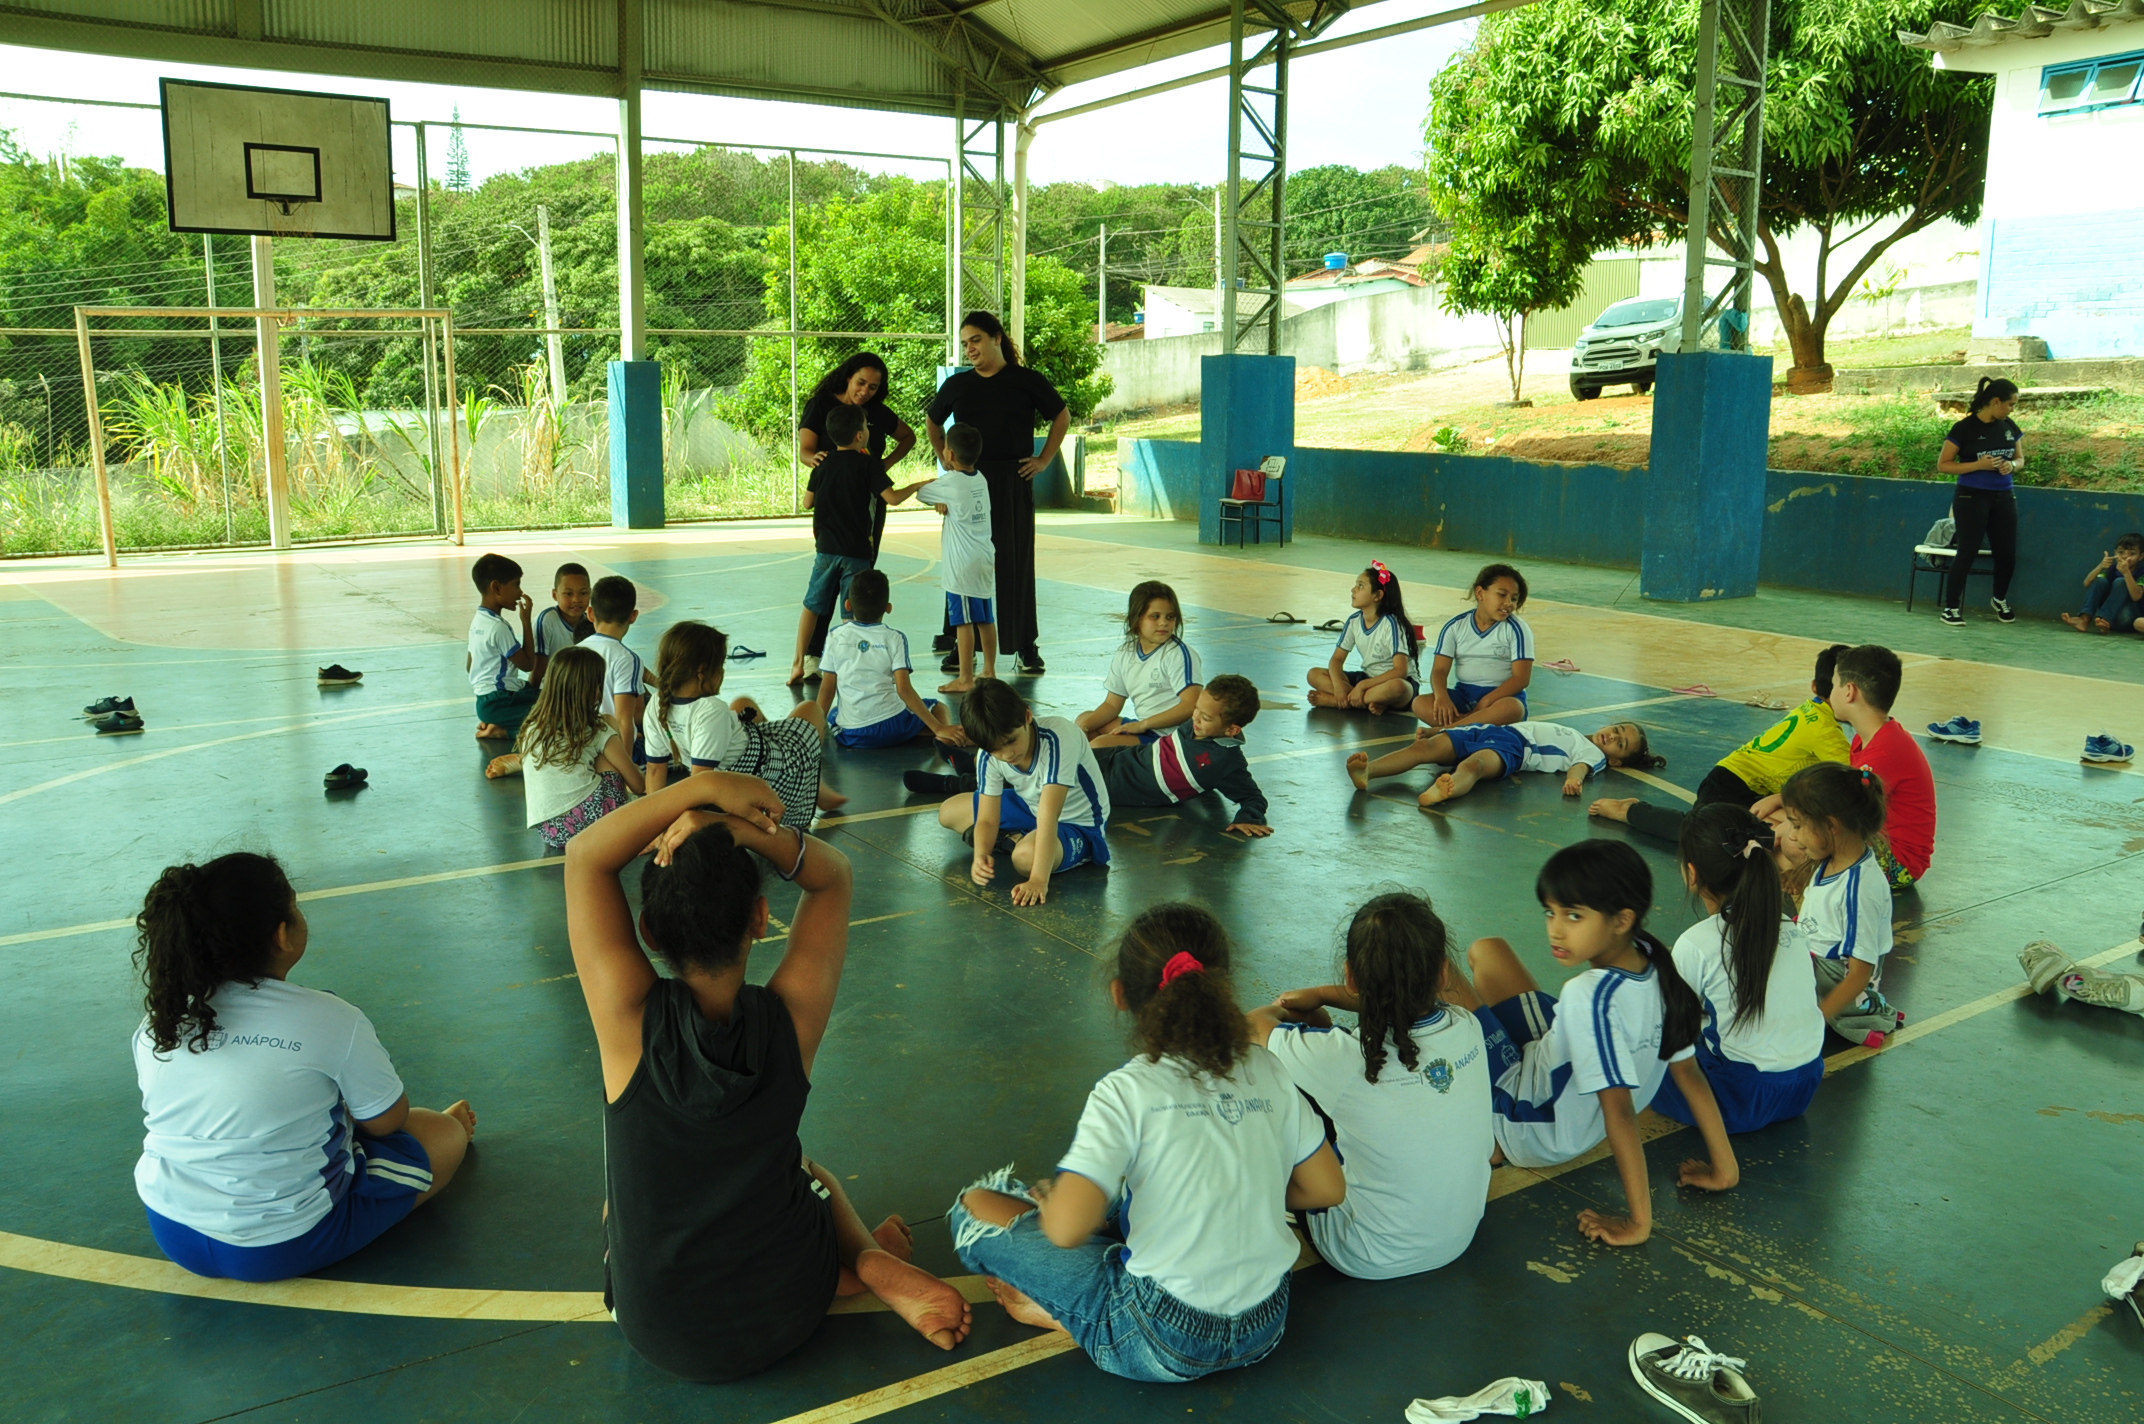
{"left": 947, "top": 1166, "right": 1291, "bottom": 1384}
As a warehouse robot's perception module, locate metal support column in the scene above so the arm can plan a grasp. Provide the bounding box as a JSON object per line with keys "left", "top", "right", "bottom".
{"left": 251, "top": 235, "right": 291, "bottom": 549}
{"left": 1009, "top": 118, "right": 1034, "bottom": 352}
{"left": 1222, "top": 0, "right": 1291, "bottom": 355}
{"left": 1677, "top": 0, "right": 1769, "bottom": 354}
{"left": 952, "top": 90, "right": 1006, "bottom": 325}
{"left": 415, "top": 122, "right": 446, "bottom": 534}
{"left": 616, "top": 1, "right": 648, "bottom": 362}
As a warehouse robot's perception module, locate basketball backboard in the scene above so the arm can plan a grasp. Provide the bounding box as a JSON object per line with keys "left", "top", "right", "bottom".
{"left": 161, "top": 79, "right": 394, "bottom": 241}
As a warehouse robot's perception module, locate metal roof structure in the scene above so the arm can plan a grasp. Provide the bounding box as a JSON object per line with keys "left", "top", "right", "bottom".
{"left": 1899, "top": 0, "right": 2144, "bottom": 55}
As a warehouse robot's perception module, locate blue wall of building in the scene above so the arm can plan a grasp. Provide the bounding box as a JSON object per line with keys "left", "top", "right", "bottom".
{"left": 1984, "top": 210, "right": 2144, "bottom": 359}
{"left": 1118, "top": 437, "right": 2144, "bottom": 619}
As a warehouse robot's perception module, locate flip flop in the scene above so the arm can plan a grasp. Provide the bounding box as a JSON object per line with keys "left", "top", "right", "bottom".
{"left": 91, "top": 711, "right": 145, "bottom": 736}
{"left": 728, "top": 645, "right": 767, "bottom": 660}
{"left": 324, "top": 763, "right": 369, "bottom": 791}
{"left": 1743, "top": 695, "right": 1791, "bottom": 711}
{"left": 1538, "top": 658, "right": 1580, "bottom": 673}
{"left": 1314, "top": 619, "right": 1345, "bottom": 633}
{"left": 1266, "top": 612, "right": 1305, "bottom": 624}
{"left": 1671, "top": 683, "right": 1717, "bottom": 698}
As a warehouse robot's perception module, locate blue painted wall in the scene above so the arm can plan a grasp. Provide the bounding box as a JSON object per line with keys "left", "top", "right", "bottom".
{"left": 1984, "top": 210, "right": 2144, "bottom": 359}
{"left": 1198, "top": 355, "right": 1295, "bottom": 544}
{"left": 1118, "top": 437, "right": 2144, "bottom": 619}
{"left": 1643, "top": 351, "right": 1772, "bottom": 601}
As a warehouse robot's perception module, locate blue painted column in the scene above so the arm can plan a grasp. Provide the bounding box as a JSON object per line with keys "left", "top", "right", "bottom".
{"left": 1642, "top": 350, "right": 1772, "bottom": 600}
{"left": 1197, "top": 354, "right": 1294, "bottom": 545}
{"left": 609, "top": 360, "right": 664, "bottom": 528}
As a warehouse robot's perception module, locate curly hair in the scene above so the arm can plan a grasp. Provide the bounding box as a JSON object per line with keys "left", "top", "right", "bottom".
{"left": 1117, "top": 902, "right": 1248, "bottom": 1079}
{"left": 1345, "top": 892, "right": 1449, "bottom": 1083}
{"left": 135, "top": 852, "right": 294, "bottom": 1054}
{"left": 638, "top": 823, "right": 763, "bottom": 975}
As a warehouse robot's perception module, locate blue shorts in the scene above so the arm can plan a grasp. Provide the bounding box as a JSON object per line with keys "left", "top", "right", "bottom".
{"left": 834, "top": 701, "right": 940, "bottom": 749}
{"left": 1472, "top": 989, "right": 1556, "bottom": 1085}
{"left": 1451, "top": 682, "right": 1525, "bottom": 716}
{"left": 1344, "top": 669, "right": 1421, "bottom": 699}
{"left": 1442, "top": 724, "right": 1527, "bottom": 779}
{"left": 803, "top": 553, "right": 872, "bottom": 617}
{"left": 976, "top": 786, "right": 1110, "bottom": 870}
{"left": 946, "top": 593, "right": 995, "bottom": 627}
{"left": 144, "top": 1128, "right": 432, "bottom": 1282}
{"left": 1651, "top": 1042, "right": 1824, "bottom": 1134}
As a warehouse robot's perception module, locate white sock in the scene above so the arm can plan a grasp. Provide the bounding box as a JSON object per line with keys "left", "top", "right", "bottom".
{"left": 1405, "top": 1378, "right": 1552, "bottom": 1422}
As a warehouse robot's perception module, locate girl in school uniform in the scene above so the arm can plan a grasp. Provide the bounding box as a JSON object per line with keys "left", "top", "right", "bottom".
{"left": 1417, "top": 562, "right": 1535, "bottom": 728}
{"left": 1649, "top": 805, "right": 1828, "bottom": 1133}
{"left": 517, "top": 647, "right": 646, "bottom": 849}
{"left": 948, "top": 903, "right": 1345, "bottom": 1383}
{"left": 1778, "top": 762, "right": 1904, "bottom": 1047}
{"left": 644, "top": 620, "right": 842, "bottom": 827}
{"left": 1309, "top": 561, "right": 1421, "bottom": 715}
{"left": 1441, "top": 840, "right": 1740, "bottom": 1246}
{"left": 1253, "top": 892, "right": 1494, "bottom": 1279}
{"left": 1078, "top": 581, "right": 1204, "bottom": 746}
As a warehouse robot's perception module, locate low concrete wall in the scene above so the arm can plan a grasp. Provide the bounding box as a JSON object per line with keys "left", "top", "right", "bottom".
{"left": 1119, "top": 436, "right": 2144, "bottom": 619}
{"left": 1832, "top": 357, "right": 2144, "bottom": 397}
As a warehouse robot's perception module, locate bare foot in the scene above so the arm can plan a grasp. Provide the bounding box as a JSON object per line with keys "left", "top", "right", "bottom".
{"left": 872, "top": 1215, "right": 915, "bottom": 1261}
{"left": 817, "top": 782, "right": 849, "bottom": 811}
{"left": 786, "top": 663, "right": 807, "bottom": 686}
{"left": 857, "top": 1250, "right": 973, "bottom": 1350}
{"left": 1590, "top": 796, "right": 1636, "bottom": 822}
{"left": 1308, "top": 690, "right": 1337, "bottom": 708}
{"left": 940, "top": 678, "right": 975, "bottom": 694}
{"left": 485, "top": 753, "right": 522, "bottom": 779}
{"left": 2062, "top": 613, "right": 2089, "bottom": 632}
{"left": 983, "top": 1275, "right": 1068, "bottom": 1333}
{"left": 1418, "top": 774, "right": 1458, "bottom": 808}
{"left": 2094, "top": 618, "right": 2113, "bottom": 633}
{"left": 1346, "top": 752, "right": 1371, "bottom": 790}
{"left": 475, "top": 722, "right": 510, "bottom": 740}
{"left": 444, "top": 1099, "right": 477, "bottom": 1142}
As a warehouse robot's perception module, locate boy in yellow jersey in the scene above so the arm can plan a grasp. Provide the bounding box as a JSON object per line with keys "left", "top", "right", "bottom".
{"left": 1590, "top": 643, "right": 1850, "bottom": 842}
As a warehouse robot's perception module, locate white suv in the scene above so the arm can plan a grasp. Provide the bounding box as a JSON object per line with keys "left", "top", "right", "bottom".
{"left": 1568, "top": 297, "right": 1681, "bottom": 400}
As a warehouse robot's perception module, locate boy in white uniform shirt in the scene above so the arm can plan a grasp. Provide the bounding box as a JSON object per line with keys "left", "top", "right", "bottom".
{"left": 531, "top": 562, "right": 595, "bottom": 683}
{"left": 936, "top": 679, "right": 1110, "bottom": 906}
{"left": 467, "top": 553, "right": 539, "bottom": 742}
{"left": 919, "top": 424, "right": 997, "bottom": 693}
{"left": 581, "top": 574, "right": 648, "bottom": 760}
{"left": 816, "top": 570, "right": 966, "bottom": 749}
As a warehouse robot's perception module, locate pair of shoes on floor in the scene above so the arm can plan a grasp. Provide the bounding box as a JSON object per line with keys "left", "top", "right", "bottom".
{"left": 1630, "top": 1333, "right": 1761, "bottom": 1422}
{"left": 83, "top": 694, "right": 144, "bottom": 735}
{"left": 83, "top": 694, "right": 135, "bottom": 718}
{"left": 2019, "top": 940, "right": 2144, "bottom": 1013}
{"left": 2083, "top": 731, "right": 2134, "bottom": 763}
{"left": 317, "top": 664, "right": 363, "bottom": 686}
{"left": 1926, "top": 715, "right": 1981, "bottom": 745}
{"left": 1940, "top": 598, "right": 2017, "bottom": 626}
{"left": 324, "top": 763, "right": 369, "bottom": 791}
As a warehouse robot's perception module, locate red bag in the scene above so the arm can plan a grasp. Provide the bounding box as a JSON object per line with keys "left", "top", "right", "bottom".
{"left": 1230, "top": 467, "right": 1267, "bottom": 502}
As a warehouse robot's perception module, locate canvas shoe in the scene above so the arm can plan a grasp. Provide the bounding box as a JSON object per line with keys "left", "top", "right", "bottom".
{"left": 323, "top": 763, "right": 370, "bottom": 791}
{"left": 1014, "top": 647, "right": 1047, "bottom": 675}
{"left": 1991, "top": 596, "right": 2017, "bottom": 623}
{"left": 800, "top": 655, "right": 821, "bottom": 680}
{"left": 1939, "top": 606, "right": 1965, "bottom": 627}
{"left": 2019, "top": 940, "right": 2077, "bottom": 997}
{"left": 92, "top": 711, "right": 145, "bottom": 736}
{"left": 1629, "top": 1334, "right": 1761, "bottom": 1423}
{"left": 317, "top": 664, "right": 363, "bottom": 686}
{"left": 2083, "top": 732, "right": 2134, "bottom": 764}
{"left": 1925, "top": 715, "right": 1981, "bottom": 745}
{"left": 2054, "top": 963, "right": 2144, "bottom": 1015}
{"left": 82, "top": 695, "right": 135, "bottom": 718}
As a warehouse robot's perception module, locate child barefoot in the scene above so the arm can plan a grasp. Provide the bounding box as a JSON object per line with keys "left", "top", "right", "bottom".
{"left": 1777, "top": 762, "right": 1903, "bottom": 1047}
{"left": 1415, "top": 563, "right": 1535, "bottom": 729}
{"left": 517, "top": 647, "right": 646, "bottom": 848}
{"left": 1349, "top": 720, "right": 1658, "bottom": 808}
{"left": 1309, "top": 561, "right": 1420, "bottom": 715}
{"left": 644, "top": 620, "right": 844, "bottom": 824}
{"left": 467, "top": 552, "right": 538, "bottom": 747}
{"left": 919, "top": 424, "right": 998, "bottom": 693}
{"left": 1077, "top": 581, "right": 1203, "bottom": 743}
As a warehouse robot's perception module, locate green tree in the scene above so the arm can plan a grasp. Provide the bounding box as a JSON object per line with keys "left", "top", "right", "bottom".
{"left": 1283, "top": 164, "right": 1438, "bottom": 271}
{"left": 1438, "top": 222, "right": 1588, "bottom": 401}
{"left": 1424, "top": 0, "right": 1992, "bottom": 387}
{"left": 444, "top": 108, "right": 471, "bottom": 192}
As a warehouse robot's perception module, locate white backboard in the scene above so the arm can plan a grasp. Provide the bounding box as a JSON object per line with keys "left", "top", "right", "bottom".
{"left": 161, "top": 79, "right": 394, "bottom": 241}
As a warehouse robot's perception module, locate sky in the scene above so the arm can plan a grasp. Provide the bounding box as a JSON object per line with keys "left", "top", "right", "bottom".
{"left": 0, "top": 1, "right": 1476, "bottom": 189}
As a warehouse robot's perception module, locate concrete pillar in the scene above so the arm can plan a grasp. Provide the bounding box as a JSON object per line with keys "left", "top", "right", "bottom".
{"left": 251, "top": 235, "right": 291, "bottom": 549}
{"left": 1197, "top": 353, "right": 1294, "bottom": 545}
{"left": 609, "top": 360, "right": 663, "bottom": 528}
{"left": 1641, "top": 350, "right": 1772, "bottom": 600}
{"left": 609, "top": 0, "right": 660, "bottom": 526}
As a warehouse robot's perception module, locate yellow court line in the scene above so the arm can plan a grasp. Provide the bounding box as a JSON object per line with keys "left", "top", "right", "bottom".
{"left": 765, "top": 1335, "right": 1081, "bottom": 1424}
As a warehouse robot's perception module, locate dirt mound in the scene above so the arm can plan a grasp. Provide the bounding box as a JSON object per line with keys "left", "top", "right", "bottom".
{"left": 1296, "top": 366, "right": 1353, "bottom": 400}
{"left": 1495, "top": 433, "right": 1650, "bottom": 468}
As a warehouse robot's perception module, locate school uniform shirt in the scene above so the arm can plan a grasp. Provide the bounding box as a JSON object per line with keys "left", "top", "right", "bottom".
{"left": 1102, "top": 730, "right": 1269, "bottom": 825}
{"left": 1507, "top": 721, "right": 1608, "bottom": 777}
{"left": 1851, "top": 719, "right": 1936, "bottom": 879}
{"left": 580, "top": 632, "right": 645, "bottom": 719}
{"left": 821, "top": 622, "right": 913, "bottom": 731}
{"left": 534, "top": 605, "right": 592, "bottom": 658}
{"left": 1336, "top": 611, "right": 1414, "bottom": 680}
{"left": 1265, "top": 1009, "right": 1493, "bottom": 1279}
{"left": 1714, "top": 698, "right": 1850, "bottom": 797}
{"left": 807, "top": 449, "right": 892, "bottom": 558}
{"left": 467, "top": 607, "right": 528, "bottom": 695}
{"left": 134, "top": 978, "right": 409, "bottom": 1246}
{"left": 1104, "top": 637, "right": 1203, "bottom": 722}
{"left": 915, "top": 469, "right": 995, "bottom": 598}
{"left": 1492, "top": 954, "right": 1696, "bottom": 1170}
{"left": 925, "top": 365, "right": 1067, "bottom": 463}
{"left": 1432, "top": 611, "right": 1535, "bottom": 687}
{"left": 1671, "top": 914, "right": 1826, "bottom": 1072}
{"left": 979, "top": 715, "right": 1110, "bottom": 828}
{"left": 1945, "top": 414, "right": 2023, "bottom": 492}
{"left": 643, "top": 696, "right": 746, "bottom": 771}
{"left": 1056, "top": 1045, "right": 1325, "bottom": 1317}
{"left": 1799, "top": 846, "right": 1893, "bottom": 1003}
{"left": 524, "top": 725, "right": 617, "bottom": 826}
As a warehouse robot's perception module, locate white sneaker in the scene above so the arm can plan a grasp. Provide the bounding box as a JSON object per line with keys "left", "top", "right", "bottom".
{"left": 2057, "top": 964, "right": 2144, "bottom": 1015}
{"left": 2019, "top": 941, "right": 2077, "bottom": 996}
{"left": 801, "top": 655, "right": 821, "bottom": 679}
{"left": 1629, "top": 1333, "right": 1761, "bottom": 1423}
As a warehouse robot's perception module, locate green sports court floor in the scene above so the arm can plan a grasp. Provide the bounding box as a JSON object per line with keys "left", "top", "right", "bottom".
{"left": 2, "top": 513, "right": 2140, "bottom": 1423}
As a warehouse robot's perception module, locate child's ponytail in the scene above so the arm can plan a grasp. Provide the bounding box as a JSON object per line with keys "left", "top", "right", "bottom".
{"left": 653, "top": 620, "right": 728, "bottom": 743}
{"left": 134, "top": 852, "right": 294, "bottom": 1054}
{"left": 1536, "top": 839, "right": 1700, "bottom": 1058}
{"left": 1345, "top": 892, "right": 1449, "bottom": 1084}
{"left": 1117, "top": 902, "right": 1249, "bottom": 1079}
{"left": 1363, "top": 561, "right": 1420, "bottom": 660}
{"left": 1679, "top": 804, "right": 1785, "bottom": 1028}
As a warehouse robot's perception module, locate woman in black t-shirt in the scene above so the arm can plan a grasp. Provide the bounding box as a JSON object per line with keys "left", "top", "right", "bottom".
{"left": 565, "top": 771, "right": 971, "bottom": 1382}
{"left": 797, "top": 354, "right": 917, "bottom": 663}
{"left": 1935, "top": 376, "right": 2024, "bottom": 628}
{"left": 925, "top": 311, "right": 1070, "bottom": 672}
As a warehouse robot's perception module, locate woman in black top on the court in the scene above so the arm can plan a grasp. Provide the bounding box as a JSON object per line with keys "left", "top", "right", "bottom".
{"left": 926, "top": 311, "right": 1070, "bottom": 673}
{"left": 1935, "top": 376, "right": 2024, "bottom": 628}
{"left": 565, "top": 769, "right": 970, "bottom": 1382}
{"left": 797, "top": 353, "right": 917, "bottom": 664}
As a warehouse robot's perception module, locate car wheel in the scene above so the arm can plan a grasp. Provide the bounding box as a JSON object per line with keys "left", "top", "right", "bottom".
{"left": 1635, "top": 377, "right": 1654, "bottom": 395}
{"left": 1571, "top": 382, "right": 1600, "bottom": 401}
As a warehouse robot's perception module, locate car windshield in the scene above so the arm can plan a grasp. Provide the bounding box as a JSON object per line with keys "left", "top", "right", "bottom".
{"left": 1593, "top": 298, "right": 1679, "bottom": 328}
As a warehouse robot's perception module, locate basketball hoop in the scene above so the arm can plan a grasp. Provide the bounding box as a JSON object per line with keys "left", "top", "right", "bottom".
{"left": 161, "top": 79, "right": 394, "bottom": 242}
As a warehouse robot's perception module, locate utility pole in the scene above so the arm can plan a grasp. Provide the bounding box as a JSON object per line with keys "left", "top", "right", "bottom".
{"left": 535, "top": 204, "right": 568, "bottom": 401}
{"left": 1211, "top": 188, "right": 1223, "bottom": 330}
{"left": 1097, "top": 223, "right": 1108, "bottom": 345}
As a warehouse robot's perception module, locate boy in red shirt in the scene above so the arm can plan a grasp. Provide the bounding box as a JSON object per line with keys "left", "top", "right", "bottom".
{"left": 1830, "top": 644, "right": 1935, "bottom": 891}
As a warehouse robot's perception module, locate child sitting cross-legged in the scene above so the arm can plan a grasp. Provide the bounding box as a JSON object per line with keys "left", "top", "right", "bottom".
{"left": 2062, "top": 532, "right": 2144, "bottom": 635}
{"left": 644, "top": 620, "right": 843, "bottom": 827}
{"left": 815, "top": 569, "right": 966, "bottom": 750}
{"left": 1776, "top": 761, "right": 1904, "bottom": 1047}
{"left": 947, "top": 903, "right": 1344, "bottom": 1382}
{"left": 1076, "top": 580, "right": 1203, "bottom": 744}
{"left": 936, "top": 678, "right": 1110, "bottom": 906}
{"left": 1414, "top": 562, "right": 1536, "bottom": 729}
{"left": 517, "top": 646, "right": 645, "bottom": 850}
{"left": 1308, "top": 560, "right": 1420, "bottom": 715}
{"left": 1092, "top": 672, "right": 1272, "bottom": 837}
{"left": 1440, "top": 840, "right": 1740, "bottom": 1246}
{"left": 467, "top": 552, "right": 538, "bottom": 744}
{"left": 1348, "top": 720, "right": 1660, "bottom": 809}
{"left": 1249, "top": 891, "right": 1493, "bottom": 1279}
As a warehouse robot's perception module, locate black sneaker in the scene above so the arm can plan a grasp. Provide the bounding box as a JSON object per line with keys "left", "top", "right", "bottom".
{"left": 932, "top": 633, "right": 957, "bottom": 654}
{"left": 1991, "top": 597, "right": 2016, "bottom": 623}
{"left": 317, "top": 664, "right": 363, "bottom": 686}
{"left": 83, "top": 695, "right": 134, "bottom": 718}
{"left": 92, "top": 711, "right": 145, "bottom": 735}
{"left": 1015, "top": 647, "right": 1046, "bottom": 675}
{"left": 941, "top": 651, "right": 960, "bottom": 674}
{"left": 1628, "top": 1333, "right": 1761, "bottom": 1423}
{"left": 1939, "top": 607, "right": 1965, "bottom": 627}
{"left": 323, "top": 763, "right": 370, "bottom": 790}
{"left": 904, "top": 770, "right": 974, "bottom": 796}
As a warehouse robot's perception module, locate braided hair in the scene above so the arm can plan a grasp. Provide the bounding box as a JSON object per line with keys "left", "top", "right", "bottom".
{"left": 1344, "top": 892, "right": 1449, "bottom": 1084}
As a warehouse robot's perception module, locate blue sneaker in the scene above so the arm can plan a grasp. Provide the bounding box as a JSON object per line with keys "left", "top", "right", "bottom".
{"left": 2083, "top": 732, "right": 2134, "bottom": 764}
{"left": 1926, "top": 716, "right": 1981, "bottom": 745}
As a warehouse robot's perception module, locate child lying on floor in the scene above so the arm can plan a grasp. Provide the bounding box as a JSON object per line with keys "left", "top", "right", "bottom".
{"left": 1092, "top": 673, "right": 1270, "bottom": 837}
{"left": 1347, "top": 721, "right": 1659, "bottom": 808}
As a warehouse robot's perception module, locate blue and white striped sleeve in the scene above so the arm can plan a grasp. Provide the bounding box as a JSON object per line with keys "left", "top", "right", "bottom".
{"left": 1509, "top": 615, "right": 1535, "bottom": 661}
{"left": 1180, "top": 640, "right": 1203, "bottom": 690}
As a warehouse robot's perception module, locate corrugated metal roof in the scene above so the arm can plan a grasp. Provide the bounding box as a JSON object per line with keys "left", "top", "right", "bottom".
{"left": 1899, "top": 0, "right": 2144, "bottom": 54}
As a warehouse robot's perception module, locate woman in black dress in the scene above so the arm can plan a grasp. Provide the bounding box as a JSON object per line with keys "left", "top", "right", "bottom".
{"left": 796, "top": 353, "right": 918, "bottom": 666}
{"left": 925, "top": 312, "right": 1070, "bottom": 673}
{"left": 1935, "top": 376, "right": 2024, "bottom": 628}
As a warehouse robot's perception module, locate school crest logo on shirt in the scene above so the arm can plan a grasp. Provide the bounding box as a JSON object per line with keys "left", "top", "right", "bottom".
{"left": 1423, "top": 1058, "right": 1454, "bottom": 1094}
{"left": 1215, "top": 1091, "right": 1246, "bottom": 1124}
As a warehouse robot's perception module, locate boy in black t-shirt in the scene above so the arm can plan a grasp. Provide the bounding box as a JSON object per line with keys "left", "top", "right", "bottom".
{"left": 791, "top": 404, "right": 927, "bottom": 685}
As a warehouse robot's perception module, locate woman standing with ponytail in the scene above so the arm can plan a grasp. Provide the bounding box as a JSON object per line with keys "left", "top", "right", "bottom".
{"left": 1650, "top": 806, "right": 1827, "bottom": 1134}
{"left": 131, "top": 853, "right": 476, "bottom": 1282}
{"left": 1935, "top": 376, "right": 2025, "bottom": 628}
{"left": 949, "top": 903, "right": 1344, "bottom": 1383}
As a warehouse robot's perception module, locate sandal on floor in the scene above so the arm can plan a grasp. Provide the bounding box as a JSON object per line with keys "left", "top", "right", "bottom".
{"left": 1314, "top": 619, "right": 1345, "bottom": 633}
{"left": 1266, "top": 612, "right": 1305, "bottom": 624}
{"left": 1671, "top": 683, "right": 1717, "bottom": 698}
{"left": 1539, "top": 658, "right": 1580, "bottom": 673}
{"left": 728, "top": 644, "right": 767, "bottom": 660}
{"left": 324, "top": 763, "right": 370, "bottom": 791}
{"left": 1743, "top": 695, "right": 1791, "bottom": 711}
